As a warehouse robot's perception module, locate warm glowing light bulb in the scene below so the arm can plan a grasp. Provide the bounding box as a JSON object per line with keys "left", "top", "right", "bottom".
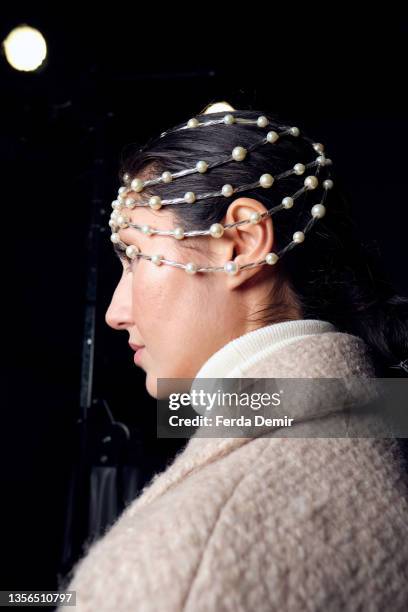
{"left": 2, "top": 25, "right": 47, "bottom": 72}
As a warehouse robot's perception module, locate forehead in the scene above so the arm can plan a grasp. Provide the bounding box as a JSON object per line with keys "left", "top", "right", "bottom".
{"left": 117, "top": 189, "right": 175, "bottom": 244}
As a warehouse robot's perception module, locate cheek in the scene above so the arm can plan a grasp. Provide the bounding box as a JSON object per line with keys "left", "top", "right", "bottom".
{"left": 131, "top": 260, "right": 201, "bottom": 334}
{"left": 131, "top": 260, "right": 178, "bottom": 322}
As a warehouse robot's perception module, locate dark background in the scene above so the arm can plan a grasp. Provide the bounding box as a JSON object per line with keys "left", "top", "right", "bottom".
{"left": 1, "top": 7, "right": 407, "bottom": 600}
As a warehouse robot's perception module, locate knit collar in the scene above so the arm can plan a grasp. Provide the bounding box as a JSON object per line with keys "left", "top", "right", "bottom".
{"left": 194, "top": 319, "right": 337, "bottom": 379}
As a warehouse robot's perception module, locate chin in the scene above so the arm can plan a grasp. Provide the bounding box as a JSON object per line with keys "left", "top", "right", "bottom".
{"left": 145, "top": 373, "right": 159, "bottom": 399}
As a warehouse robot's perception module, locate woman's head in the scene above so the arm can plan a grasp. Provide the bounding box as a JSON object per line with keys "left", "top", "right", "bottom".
{"left": 105, "top": 109, "right": 408, "bottom": 396}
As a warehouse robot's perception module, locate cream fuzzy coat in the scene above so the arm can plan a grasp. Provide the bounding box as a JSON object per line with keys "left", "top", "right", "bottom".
{"left": 59, "top": 329, "right": 408, "bottom": 611}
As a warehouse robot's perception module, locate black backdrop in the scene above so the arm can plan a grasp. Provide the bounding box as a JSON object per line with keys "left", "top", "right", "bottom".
{"left": 1, "top": 7, "right": 407, "bottom": 596}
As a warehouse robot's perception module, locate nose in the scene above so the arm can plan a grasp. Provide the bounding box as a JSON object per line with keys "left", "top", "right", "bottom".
{"left": 105, "top": 276, "right": 134, "bottom": 331}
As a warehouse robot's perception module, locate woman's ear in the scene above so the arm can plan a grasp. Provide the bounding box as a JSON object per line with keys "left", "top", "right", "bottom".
{"left": 221, "top": 197, "right": 276, "bottom": 288}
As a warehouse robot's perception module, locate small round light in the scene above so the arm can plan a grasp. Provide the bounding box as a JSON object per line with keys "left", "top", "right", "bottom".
{"left": 323, "top": 179, "right": 334, "bottom": 190}
{"left": 187, "top": 118, "right": 199, "bottom": 128}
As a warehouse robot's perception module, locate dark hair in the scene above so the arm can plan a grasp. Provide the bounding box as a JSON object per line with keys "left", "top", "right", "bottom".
{"left": 118, "top": 109, "right": 408, "bottom": 378}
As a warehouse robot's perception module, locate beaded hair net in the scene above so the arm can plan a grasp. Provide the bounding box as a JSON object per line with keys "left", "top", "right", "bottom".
{"left": 108, "top": 113, "right": 334, "bottom": 276}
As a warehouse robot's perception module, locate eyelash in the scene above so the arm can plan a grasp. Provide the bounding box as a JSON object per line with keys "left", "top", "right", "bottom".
{"left": 118, "top": 254, "right": 133, "bottom": 272}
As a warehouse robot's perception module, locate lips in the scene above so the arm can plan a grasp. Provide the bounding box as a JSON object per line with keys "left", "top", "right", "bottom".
{"left": 129, "top": 342, "right": 145, "bottom": 352}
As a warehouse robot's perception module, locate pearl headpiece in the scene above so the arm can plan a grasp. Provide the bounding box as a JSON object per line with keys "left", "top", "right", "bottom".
{"left": 109, "top": 114, "right": 334, "bottom": 275}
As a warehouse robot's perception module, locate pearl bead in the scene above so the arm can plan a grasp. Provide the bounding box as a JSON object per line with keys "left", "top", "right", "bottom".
{"left": 257, "top": 115, "right": 269, "bottom": 128}
{"left": 196, "top": 160, "right": 208, "bottom": 173}
{"left": 311, "top": 204, "right": 326, "bottom": 218}
{"left": 187, "top": 118, "right": 199, "bottom": 128}
{"left": 174, "top": 227, "right": 185, "bottom": 240}
{"left": 260, "top": 173, "right": 274, "bottom": 188}
{"left": 210, "top": 223, "right": 224, "bottom": 238}
{"left": 290, "top": 126, "right": 300, "bottom": 137}
{"left": 316, "top": 155, "right": 327, "bottom": 166}
{"left": 266, "top": 252, "right": 279, "bottom": 265}
{"left": 224, "top": 114, "right": 235, "bottom": 125}
{"left": 184, "top": 191, "right": 196, "bottom": 204}
{"left": 222, "top": 184, "right": 234, "bottom": 197}
{"left": 110, "top": 233, "right": 120, "bottom": 243}
{"left": 323, "top": 179, "right": 334, "bottom": 190}
{"left": 131, "top": 178, "right": 144, "bottom": 192}
{"left": 111, "top": 200, "right": 121, "bottom": 209}
{"left": 123, "top": 173, "right": 130, "bottom": 184}
{"left": 117, "top": 195, "right": 126, "bottom": 204}
{"left": 151, "top": 254, "right": 163, "bottom": 266}
{"left": 111, "top": 210, "right": 119, "bottom": 220}
{"left": 162, "top": 171, "right": 173, "bottom": 183}
{"left": 117, "top": 215, "right": 129, "bottom": 228}
{"left": 249, "top": 211, "right": 262, "bottom": 224}
{"left": 224, "top": 261, "right": 240, "bottom": 275}
{"left": 125, "top": 197, "right": 137, "bottom": 209}
{"left": 118, "top": 186, "right": 127, "bottom": 195}
{"left": 149, "top": 196, "right": 162, "bottom": 210}
{"left": 293, "top": 231, "right": 305, "bottom": 243}
{"left": 232, "top": 146, "right": 247, "bottom": 161}
{"left": 267, "top": 131, "right": 279, "bottom": 143}
{"left": 185, "top": 262, "right": 198, "bottom": 274}
{"left": 126, "top": 245, "right": 139, "bottom": 259}
{"left": 108, "top": 219, "right": 118, "bottom": 229}
{"left": 142, "top": 224, "right": 152, "bottom": 235}
{"left": 294, "top": 163, "right": 305, "bottom": 175}
{"left": 282, "top": 196, "right": 294, "bottom": 209}
{"left": 304, "top": 176, "right": 319, "bottom": 190}
{"left": 313, "top": 143, "right": 325, "bottom": 153}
